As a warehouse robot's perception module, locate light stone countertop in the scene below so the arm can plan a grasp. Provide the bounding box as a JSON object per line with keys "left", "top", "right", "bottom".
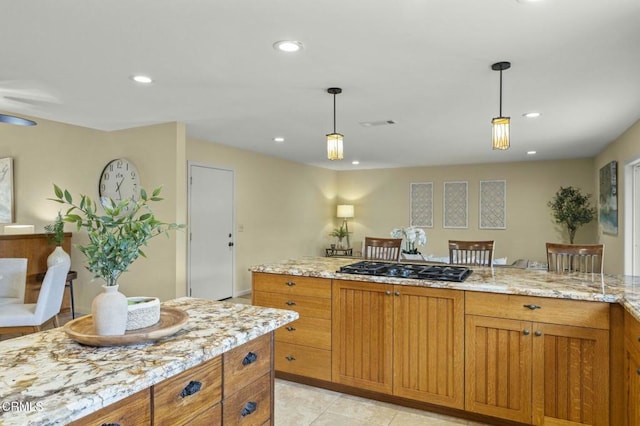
{"left": 250, "top": 256, "right": 640, "bottom": 321}
{"left": 0, "top": 297, "right": 298, "bottom": 426}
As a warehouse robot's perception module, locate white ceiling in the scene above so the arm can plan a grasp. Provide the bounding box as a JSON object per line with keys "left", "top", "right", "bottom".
{"left": 1, "top": 0, "right": 639, "bottom": 170}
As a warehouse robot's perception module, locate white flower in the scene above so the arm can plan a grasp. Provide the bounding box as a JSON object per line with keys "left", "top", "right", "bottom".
{"left": 389, "top": 226, "right": 427, "bottom": 251}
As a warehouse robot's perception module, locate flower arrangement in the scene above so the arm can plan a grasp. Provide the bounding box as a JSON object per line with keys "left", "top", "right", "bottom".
{"left": 390, "top": 226, "right": 427, "bottom": 254}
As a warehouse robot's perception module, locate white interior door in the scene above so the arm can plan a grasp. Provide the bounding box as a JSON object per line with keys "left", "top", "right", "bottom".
{"left": 633, "top": 163, "right": 640, "bottom": 275}
{"left": 188, "top": 163, "right": 234, "bottom": 300}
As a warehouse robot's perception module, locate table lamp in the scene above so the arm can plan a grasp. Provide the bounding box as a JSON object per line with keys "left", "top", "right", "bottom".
{"left": 336, "top": 205, "right": 354, "bottom": 248}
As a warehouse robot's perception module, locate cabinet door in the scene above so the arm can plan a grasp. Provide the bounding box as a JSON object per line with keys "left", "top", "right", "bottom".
{"left": 532, "top": 324, "right": 609, "bottom": 426}
{"left": 393, "top": 286, "right": 464, "bottom": 409}
{"left": 67, "top": 389, "right": 151, "bottom": 426}
{"left": 332, "top": 280, "right": 393, "bottom": 394}
{"left": 625, "top": 343, "right": 640, "bottom": 426}
{"left": 465, "top": 315, "right": 532, "bottom": 424}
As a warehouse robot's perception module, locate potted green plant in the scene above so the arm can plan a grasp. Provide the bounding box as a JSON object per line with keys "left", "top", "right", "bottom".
{"left": 44, "top": 211, "right": 71, "bottom": 271}
{"left": 548, "top": 186, "right": 596, "bottom": 244}
{"left": 51, "top": 184, "right": 183, "bottom": 335}
{"left": 329, "top": 224, "right": 351, "bottom": 248}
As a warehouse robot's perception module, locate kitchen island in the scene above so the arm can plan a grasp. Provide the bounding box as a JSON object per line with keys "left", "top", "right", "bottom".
{"left": 250, "top": 256, "right": 640, "bottom": 426}
{"left": 0, "top": 297, "right": 298, "bottom": 426}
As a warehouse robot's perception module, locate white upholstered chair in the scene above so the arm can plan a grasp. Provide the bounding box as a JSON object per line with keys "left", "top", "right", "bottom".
{"left": 0, "top": 262, "right": 70, "bottom": 336}
{"left": 0, "top": 258, "right": 28, "bottom": 306}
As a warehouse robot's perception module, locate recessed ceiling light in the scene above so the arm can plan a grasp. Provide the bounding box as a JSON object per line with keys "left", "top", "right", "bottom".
{"left": 523, "top": 112, "right": 541, "bottom": 118}
{"left": 273, "top": 40, "right": 304, "bottom": 53}
{"left": 352, "top": 160, "right": 360, "bottom": 165}
{"left": 273, "top": 137, "right": 285, "bottom": 143}
{"left": 131, "top": 75, "right": 153, "bottom": 84}
{"left": 527, "top": 150, "right": 537, "bottom": 155}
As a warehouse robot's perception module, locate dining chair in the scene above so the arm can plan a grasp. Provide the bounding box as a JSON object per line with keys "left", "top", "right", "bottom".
{"left": 0, "top": 262, "right": 70, "bottom": 336}
{"left": 0, "top": 258, "right": 28, "bottom": 306}
{"left": 363, "top": 237, "right": 402, "bottom": 261}
{"left": 448, "top": 240, "right": 495, "bottom": 266}
{"left": 546, "top": 242, "right": 604, "bottom": 273}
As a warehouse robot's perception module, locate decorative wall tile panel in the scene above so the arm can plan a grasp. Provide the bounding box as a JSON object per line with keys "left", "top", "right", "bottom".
{"left": 410, "top": 182, "right": 433, "bottom": 228}
{"left": 444, "top": 181, "right": 468, "bottom": 228}
{"left": 480, "top": 180, "right": 507, "bottom": 229}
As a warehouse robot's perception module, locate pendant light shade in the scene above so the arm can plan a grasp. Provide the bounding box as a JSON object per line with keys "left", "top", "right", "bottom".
{"left": 491, "top": 61, "right": 511, "bottom": 150}
{"left": 326, "top": 87, "right": 343, "bottom": 160}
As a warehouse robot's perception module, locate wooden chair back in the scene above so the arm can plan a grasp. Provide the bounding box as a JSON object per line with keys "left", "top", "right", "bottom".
{"left": 363, "top": 237, "right": 402, "bottom": 261}
{"left": 546, "top": 243, "right": 604, "bottom": 273}
{"left": 448, "top": 240, "right": 494, "bottom": 266}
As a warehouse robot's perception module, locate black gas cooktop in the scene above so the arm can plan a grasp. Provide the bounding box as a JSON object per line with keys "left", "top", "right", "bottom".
{"left": 337, "top": 261, "right": 472, "bottom": 282}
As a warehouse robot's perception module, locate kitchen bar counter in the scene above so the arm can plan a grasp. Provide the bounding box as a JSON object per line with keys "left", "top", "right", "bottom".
{"left": 250, "top": 256, "right": 640, "bottom": 320}
{"left": 0, "top": 297, "right": 298, "bottom": 426}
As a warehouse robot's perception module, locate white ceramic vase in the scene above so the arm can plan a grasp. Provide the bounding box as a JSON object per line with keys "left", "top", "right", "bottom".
{"left": 91, "top": 284, "right": 128, "bottom": 335}
{"left": 47, "top": 246, "right": 71, "bottom": 271}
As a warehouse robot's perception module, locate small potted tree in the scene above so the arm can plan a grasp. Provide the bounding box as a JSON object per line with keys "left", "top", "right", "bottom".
{"left": 548, "top": 186, "right": 596, "bottom": 244}
{"left": 329, "top": 225, "right": 350, "bottom": 248}
{"left": 44, "top": 211, "right": 70, "bottom": 271}
{"left": 51, "top": 185, "right": 183, "bottom": 335}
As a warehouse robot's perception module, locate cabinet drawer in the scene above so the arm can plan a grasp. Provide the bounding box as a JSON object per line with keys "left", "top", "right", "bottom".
{"left": 275, "top": 342, "right": 331, "bottom": 381}
{"left": 275, "top": 317, "right": 331, "bottom": 350}
{"left": 253, "top": 273, "right": 331, "bottom": 298}
{"left": 222, "top": 372, "right": 271, "bottom": 425}
{"left": 625, "top": 309, "right": 640, "bottom": 350}
{"left": 465, "top": 292, "right": 610, "bottom": 329}
{"left": 153, "top": 356, "right": 222, "bottom": 425}
{"left": 186, "top": 403, "right": 222, "bottom": 426}
{"left": 253, "top": 291, "right": 331, "bottom": 320}
{"left": 68, "top": 389, "right": 151, "bottom": 426}
{"left": 224, "top": 333, "right": 272, "bottom": 396}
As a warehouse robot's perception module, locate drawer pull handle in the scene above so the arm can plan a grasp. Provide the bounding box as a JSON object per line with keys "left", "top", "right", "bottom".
{"left": 394, "top": 291, "right": 400, "bottom": 296}
{"left": 523, "top": 329, "right": 530, "bottom": 336}
{"left": 242, "top": 351, "right": 258, "bottom": 365}
{"left": 286, "top": 301, "right": 296, "bottom": 306}
{"left": 637, "top": 368, "right": 640, "bottom": 376}
{"left": 285, "top": 355, "right": 296, "bottom": 361}
{"left": 241, "top": 401, "right": 258, "bottom": 417}
{"left": 286, "top": 281, "right": 296, "bottom": 286}
{"left": 637, "top": 336, "right": 640, "bottom": 343}
{"left": 286, "top": 326, "right": 296, "bottom": 332}
{"left": 180, "top": 380, "right": 202, "bottom": 398}
{"left": 523, "top": 304, "right": 541, "bottom": 310}
{"left": 385, "top": 291, "right": 391, "bottom": 295}
{"left": 534, "top": 331, "right": 542, "bottom": 337}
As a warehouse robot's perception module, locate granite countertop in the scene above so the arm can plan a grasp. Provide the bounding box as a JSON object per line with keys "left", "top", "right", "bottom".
{"left": 0, "top": 298, "right": 298, "bottom": 426}
{"left": 250, "top": 256, "right": 640, "bottom": 321}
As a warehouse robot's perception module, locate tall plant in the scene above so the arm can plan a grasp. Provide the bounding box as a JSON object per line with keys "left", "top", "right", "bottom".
{"left": 548, "top": 186, "right": 596, "bottom": 244}
{"left": 51, "top": 185, "right": 183, "bottom": 286}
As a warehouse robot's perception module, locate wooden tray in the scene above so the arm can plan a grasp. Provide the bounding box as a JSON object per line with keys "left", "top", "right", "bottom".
{"left": 64, "top": 307, "right": 189, "bottom": 347}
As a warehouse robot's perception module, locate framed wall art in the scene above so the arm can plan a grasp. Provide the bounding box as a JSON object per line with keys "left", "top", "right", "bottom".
{"left": 479, "top": 180, "right": 507, "bottom": 229}
{"left": 599, "top": 160, "right": 618, "bottom": 235}
{"left": 444, "top": 181, "right": 468, "bottom": 228}
{"left": 410, "top": 182, "right": 433, "bottom": 228}
{"left": 0, "top": 157, "right": 14, "bottom": 224}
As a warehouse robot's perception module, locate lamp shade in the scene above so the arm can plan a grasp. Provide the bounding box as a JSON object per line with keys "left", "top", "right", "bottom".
{"left": 337, "top": 204, "right": 354, "bottom": 218}
{"left": 491, "top": 117, "right": 510, "bottom": 150}
{"left": 327, "top": 133, "right": 344, "bottom": 160}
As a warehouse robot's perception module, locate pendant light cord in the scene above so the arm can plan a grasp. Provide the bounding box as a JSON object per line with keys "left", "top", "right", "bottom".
{"left": 499, "top": 69, "right": 503, "bottom": 117}
{"left": 333, "top": 93, "right": 337, "bottom": 133}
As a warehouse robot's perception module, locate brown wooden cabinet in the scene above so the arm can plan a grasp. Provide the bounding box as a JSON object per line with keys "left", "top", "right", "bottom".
{"left": 465, "top": 292, "right": 610, "bottom": 425}
{"left": 624, "top": 310, "right": 640, "bottom": 426}
{"left": 332, "top": 280, "right": 465, "bottom": 408}
{"left": 70, "top": 333, "right": 275, "bottom": 425}
{"left": 253, "top": 273, "right": 332, "bottom": 381}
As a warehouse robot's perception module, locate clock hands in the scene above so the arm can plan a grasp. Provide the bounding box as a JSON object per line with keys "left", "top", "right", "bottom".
{"left": 115, "top": 177, "right": 125, "bottom": 200}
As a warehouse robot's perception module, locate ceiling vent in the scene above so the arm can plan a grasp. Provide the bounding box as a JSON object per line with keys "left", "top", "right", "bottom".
{"left": 359, "top": 120, "right": 396, "bottom": 127}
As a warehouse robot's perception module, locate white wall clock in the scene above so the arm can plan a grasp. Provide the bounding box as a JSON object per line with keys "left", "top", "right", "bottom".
{"left": 99, "top": 158, "right": 141, "bottom": 208}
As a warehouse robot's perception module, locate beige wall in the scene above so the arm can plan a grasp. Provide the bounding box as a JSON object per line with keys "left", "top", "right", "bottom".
{"left": 336, "top": 159, "right": 597, "bottom": 264}
{"left": 595, "top": 118, "right": 640, "bottom": 274}
{"left": 0, "top": 115, "right": 185, "bottom": 313}
{"left": 186, "top": 138, "right": 337, "bottom": 293}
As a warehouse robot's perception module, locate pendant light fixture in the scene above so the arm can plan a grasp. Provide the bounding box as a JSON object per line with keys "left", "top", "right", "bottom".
{"left": 0, "top": 114, "right": 37, "bottom": 126}
{"left": 491, "top": 61, "right": 511, "bottom": 150}
{"left": 326, "top": 87, "right": 343, "bottom": 160}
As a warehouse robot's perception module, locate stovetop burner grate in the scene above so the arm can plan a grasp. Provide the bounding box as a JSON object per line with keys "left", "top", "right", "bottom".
{"left": 337, "top": 261, "right": 472, "bottom": 282}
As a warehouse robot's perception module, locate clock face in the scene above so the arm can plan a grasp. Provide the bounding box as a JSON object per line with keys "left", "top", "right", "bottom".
{"left": 99, "top": 158, "right": 141, "bottom": 209}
